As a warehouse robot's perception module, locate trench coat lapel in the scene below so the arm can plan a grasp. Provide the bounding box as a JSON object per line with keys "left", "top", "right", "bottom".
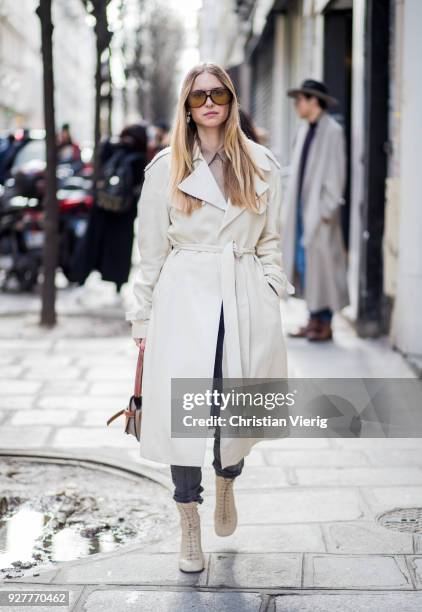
{"left": 219, "top": 140, "right": 271, "bottom": 233}
{"left": 177, "top": 139, "right": 228, "bottom": 211}
{"left": 177, "top": 138, "right": 271, "bottom": 233}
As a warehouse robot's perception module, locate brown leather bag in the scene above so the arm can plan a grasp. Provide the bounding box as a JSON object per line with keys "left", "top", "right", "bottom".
{"left": 106, "top": 347, "right": 143, "bottom": 441}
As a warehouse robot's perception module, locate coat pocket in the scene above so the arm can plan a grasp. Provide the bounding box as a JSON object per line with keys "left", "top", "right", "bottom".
{"left": 253, "top": 255, "right": 280, "bottom": 303}
{"left": 263, "top": 277, "right": 280, "bottom": 303}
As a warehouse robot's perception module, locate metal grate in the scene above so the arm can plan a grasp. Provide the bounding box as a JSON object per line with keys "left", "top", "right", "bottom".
{"left": 377, "top": 507, "right": 422, "bottom": 533}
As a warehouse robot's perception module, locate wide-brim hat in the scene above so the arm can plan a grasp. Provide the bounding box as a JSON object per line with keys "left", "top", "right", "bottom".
{"left": 287, "top": 79, "right": 338, "bottom": 107}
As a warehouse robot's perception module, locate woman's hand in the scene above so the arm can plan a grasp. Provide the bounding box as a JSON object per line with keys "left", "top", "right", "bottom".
{"left": 134, "top": 338, "right": 146, "bottom": 352}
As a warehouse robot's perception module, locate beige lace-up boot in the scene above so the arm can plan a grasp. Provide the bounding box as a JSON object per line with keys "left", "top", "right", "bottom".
{"left": 175, "top": 501, "right": 205, "bottom": 572}
{"left": 214, "top": 475, "right": 238, "bottom": 536}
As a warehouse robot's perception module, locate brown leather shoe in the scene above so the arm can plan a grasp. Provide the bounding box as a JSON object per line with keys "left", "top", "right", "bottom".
{"left": 288, "top": 318, "right": 319, "bottom": 338}
{"left": 307, "top": 320, "right": 333, "bottom": 342}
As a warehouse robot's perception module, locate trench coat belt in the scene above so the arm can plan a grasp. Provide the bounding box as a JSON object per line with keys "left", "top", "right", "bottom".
{"left": 170, "top": 240, "right": 256, "bottom": 379}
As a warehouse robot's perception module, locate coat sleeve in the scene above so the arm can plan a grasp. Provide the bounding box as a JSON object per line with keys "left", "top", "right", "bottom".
{"left": 125, "top": 160, "right": 171, "bottom": 338}
{"left": 320, "top": 126, "right": 346, "bottom": 220}
{"left": 255, "top": 161, "right": 295, "bottom": 299}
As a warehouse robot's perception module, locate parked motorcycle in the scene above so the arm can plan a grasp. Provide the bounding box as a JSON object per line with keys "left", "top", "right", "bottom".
{"left": 0, "top": 131, "right": 93, "bottom": 291}
{"left": 57, "top": 176, "right": 93, "bottom": 280}
{"left": 0, "top": 176, "right": 92, "bottom": 292}
{"left": 0, "top": 195, "right": 43, "bottom": 292}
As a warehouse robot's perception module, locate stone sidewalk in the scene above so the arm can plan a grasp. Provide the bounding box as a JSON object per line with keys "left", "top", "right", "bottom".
{"left": 0, "top": 283, "right": 421, "bottom": 611}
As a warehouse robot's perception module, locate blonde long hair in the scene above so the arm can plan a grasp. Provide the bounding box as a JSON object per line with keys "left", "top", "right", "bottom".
{"left": 169, "top": 62, "right": 267, "bottom": 215}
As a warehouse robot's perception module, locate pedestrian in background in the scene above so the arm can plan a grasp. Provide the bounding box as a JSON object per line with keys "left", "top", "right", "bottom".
{"left": 238, "top": 108, "right": 260, "bottom": 143}
{"left": 0, "top": 129, "right": 30, "bottom": 183}
{"left": 70, "top": 123, "right": 148, "bottom": 298}
{"left": 0, "top": 133, "right": 15, "bottom": 184}
{"left": 282, "top": 79, "right": 349, "bottom": 341}
{"left": 57, "top": 123, "right": 82, "bottom": 169}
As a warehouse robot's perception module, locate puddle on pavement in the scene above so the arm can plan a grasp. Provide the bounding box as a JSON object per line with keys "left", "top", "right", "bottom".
{"left": 0, "top": 457, "right": 176, "bottom": 580}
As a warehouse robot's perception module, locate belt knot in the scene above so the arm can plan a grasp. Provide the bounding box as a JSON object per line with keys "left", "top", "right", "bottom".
{"left": 231, "top": 240, "right": 255, "bottom": 258}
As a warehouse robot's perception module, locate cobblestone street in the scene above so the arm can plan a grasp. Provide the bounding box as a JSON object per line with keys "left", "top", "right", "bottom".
{"left": 0, "top": 279, "right": 421, "bottom": 610}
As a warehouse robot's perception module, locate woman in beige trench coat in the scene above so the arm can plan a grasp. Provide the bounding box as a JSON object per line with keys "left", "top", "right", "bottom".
{"left": 125, "top": 62, "right": 294, "bottom": 573}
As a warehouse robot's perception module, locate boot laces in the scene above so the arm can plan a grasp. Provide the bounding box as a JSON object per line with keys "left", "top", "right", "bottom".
{"left": 180, "top": 506, "right": 201, "bottom": 560}
{"left": 217, "top": 477, "right": 234, "bottom": 522}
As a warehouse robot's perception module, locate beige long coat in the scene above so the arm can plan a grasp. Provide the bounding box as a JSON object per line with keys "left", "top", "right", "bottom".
{"left": 281, "top": 112, "right": 350, "bottom": 312}
{"left": 125, "top": 137, "right": 295, "bottom": 468}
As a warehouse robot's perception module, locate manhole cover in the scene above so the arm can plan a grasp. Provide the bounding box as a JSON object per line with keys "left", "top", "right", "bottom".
{"left": 0, "top": 456, "right": 176, "bottom": 580}
{"left": 377, "top": 507, "right": 422, "bottom": 533}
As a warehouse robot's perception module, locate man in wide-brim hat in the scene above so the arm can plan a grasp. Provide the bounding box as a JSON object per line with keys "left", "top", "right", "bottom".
{"left": 287, "top": 79, "right": 338, "bottom": 107}
{"left": 281, "top": 79, "right": 350, "bottom": 341}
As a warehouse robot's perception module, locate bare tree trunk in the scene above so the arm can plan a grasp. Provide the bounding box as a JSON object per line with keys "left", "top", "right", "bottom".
{"left": 92, "top": 3, "right": 112, "bottom": 198}
{"left": 107, "top": 48, "right": 113, "bottom": 136}
{"left": 107, "top": 88, "right": 113, "bottom": 136}
{"left": 93, "top": 33, "right": 102, "bottom": 199}
{"left": 80, "top": 0, "right": 112, "bottom": 196}
{"left": 36, "top": 0, "right": 58, "bottom": 327}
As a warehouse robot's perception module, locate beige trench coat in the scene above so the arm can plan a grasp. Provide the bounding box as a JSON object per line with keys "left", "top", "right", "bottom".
{"left": 126, "top": 137, "right": 295, "bottom": 468}
{"left": 281, "top": 112, "right": 350, "bottom": 312}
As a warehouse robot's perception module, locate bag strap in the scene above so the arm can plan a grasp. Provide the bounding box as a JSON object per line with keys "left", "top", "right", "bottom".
{"left": 134, "top": 347, "right": 144, "bottom": 398}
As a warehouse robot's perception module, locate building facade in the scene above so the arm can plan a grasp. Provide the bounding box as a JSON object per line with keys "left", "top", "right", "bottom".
{"left": 199, "top": 0, "right": 422, "bottom": 370}
{"left": 0, "top": 0, "right": 43, "bottom": 131}
{"left": 0, "top": 0, "right": 95, "bottom": 143}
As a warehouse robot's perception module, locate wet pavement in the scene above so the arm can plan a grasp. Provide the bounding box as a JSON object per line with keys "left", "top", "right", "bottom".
{"left": 0, "top": 458, "right": 175, "bottom": 580}
{"left": 0, "top": 277, "right": 421, "bottom": 611}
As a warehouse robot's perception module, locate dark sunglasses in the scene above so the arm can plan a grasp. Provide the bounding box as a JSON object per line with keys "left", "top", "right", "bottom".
{"left": 187, "top": 87, "right": 233, "bottom": 109}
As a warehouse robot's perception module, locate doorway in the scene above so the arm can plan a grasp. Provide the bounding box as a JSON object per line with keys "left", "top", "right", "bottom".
{"left": 323, "top": 6, "right": 353, "bottom": 251}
